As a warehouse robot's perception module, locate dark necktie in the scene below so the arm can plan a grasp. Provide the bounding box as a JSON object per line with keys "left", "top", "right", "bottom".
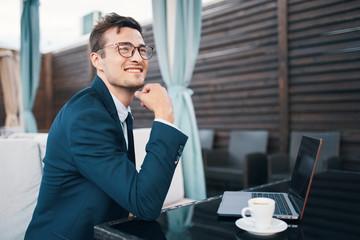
{"left": 126, "top": 112, "right": 135, "bottom": 165}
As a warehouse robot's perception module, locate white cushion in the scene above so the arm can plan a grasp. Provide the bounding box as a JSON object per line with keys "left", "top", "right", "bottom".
{"left": 0, "top": 126, "right": 24, "bottom": 138}
{"left": 8, "top": 133, "right": 48, "bottom": 160}
{"left": 0, "top": 139, "right": 43, "bottom": 240}
{"left": 133, "top": 128, "right": 186, "bottom": 207}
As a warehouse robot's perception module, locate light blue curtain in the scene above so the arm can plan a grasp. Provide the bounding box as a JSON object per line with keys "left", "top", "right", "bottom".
{"left": 20, "top": 0, "right": 41, "bottom": 132}
{"left": 152, "top": 0, "right": 206, "bottom": 202}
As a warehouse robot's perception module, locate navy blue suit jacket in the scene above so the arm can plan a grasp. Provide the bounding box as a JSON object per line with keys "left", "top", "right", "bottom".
{"left": 25, "top": 76, "right": 188, "bottom": 240}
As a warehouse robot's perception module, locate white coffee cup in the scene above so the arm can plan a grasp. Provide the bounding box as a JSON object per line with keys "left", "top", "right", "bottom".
{"left": 241, "top": 197, "right": 275, "bottom": 230}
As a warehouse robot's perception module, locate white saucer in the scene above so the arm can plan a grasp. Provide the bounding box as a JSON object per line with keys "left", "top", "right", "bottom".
{"left": 235, "top": 218, "right": 288, "bottom": 236}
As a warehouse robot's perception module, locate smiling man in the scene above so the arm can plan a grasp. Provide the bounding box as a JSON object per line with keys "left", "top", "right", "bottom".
{"left": 25, "top": 13, "right": 188, "bottom": 240}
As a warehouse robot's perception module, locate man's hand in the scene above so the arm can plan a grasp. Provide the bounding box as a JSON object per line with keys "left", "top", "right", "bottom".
{"left": 134, "top": 84, "right": 175, "bottom": 123}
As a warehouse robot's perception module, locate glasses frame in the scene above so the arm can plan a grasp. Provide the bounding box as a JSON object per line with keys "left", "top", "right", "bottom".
{"left": 95, "top": 42, "right": 153, "bottom": 60}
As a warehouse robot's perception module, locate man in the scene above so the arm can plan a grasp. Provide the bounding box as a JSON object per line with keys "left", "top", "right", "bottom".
{"left": 25, "top": 13, "right": 188, "bottom": 240}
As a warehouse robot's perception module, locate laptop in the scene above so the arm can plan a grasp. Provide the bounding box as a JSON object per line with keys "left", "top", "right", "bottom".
{"left": 217, "top": 135, "right": 322, "bottom": 220}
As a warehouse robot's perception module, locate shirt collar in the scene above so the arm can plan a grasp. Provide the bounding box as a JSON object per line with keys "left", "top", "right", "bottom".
{"left": 110, "top": 92, "right": 131, "bottom": 123}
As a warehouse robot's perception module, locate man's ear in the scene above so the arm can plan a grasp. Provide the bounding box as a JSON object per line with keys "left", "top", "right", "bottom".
{"left": 90, "top": 52, "right": 102, "bottom": 70}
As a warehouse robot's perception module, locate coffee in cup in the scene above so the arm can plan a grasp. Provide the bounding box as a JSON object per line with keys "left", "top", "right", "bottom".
{"left": 241, "top": 197, "right": 275, "bottom": 229}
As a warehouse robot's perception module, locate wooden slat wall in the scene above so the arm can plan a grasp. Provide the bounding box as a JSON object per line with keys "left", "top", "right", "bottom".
{"left": 50, "top": 44, "right": 93, "bottom": 119}
{"left": 29, "top": 0, "right": 360, "bottom": 169}
{"left": 287, "top": 0, "right": 360, "bottom": 167}
{"left": 33, "top": 53, "right": 53, "bottom": 131}
{"left": 33, "top": 44, "right": 93, "bottom": 132}
{"left": 133, "top": 0, "right": 281, "bottom": 154}
{"left": 194, "top": 0, "right": 280, "bottom": 151}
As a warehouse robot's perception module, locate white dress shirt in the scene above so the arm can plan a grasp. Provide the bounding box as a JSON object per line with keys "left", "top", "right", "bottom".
{"left": 110, "top": 93, "right": 180, "bottom": 149}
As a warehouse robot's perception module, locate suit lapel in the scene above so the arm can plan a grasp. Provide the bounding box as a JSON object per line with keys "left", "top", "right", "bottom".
{"left": 92, "top": 76, "right": 135, "bottom": 165}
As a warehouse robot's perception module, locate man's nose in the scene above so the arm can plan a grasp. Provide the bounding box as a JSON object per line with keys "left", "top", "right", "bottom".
{"left": 130, "top": 48, "right": 143, "bottom": 62}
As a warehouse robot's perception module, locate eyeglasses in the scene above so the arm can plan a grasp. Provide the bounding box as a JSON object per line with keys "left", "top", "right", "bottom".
{"left": 95, "top": 42, "right": 153, "bottom": 60}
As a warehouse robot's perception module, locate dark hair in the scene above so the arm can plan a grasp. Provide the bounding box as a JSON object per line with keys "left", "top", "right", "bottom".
{"left": 89, "top": 12, "right": 142, "bottom": 53}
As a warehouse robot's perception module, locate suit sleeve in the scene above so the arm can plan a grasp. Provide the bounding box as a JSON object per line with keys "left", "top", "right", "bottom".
{"left": 66, "top": 107, "right": 188, "bottom": 220}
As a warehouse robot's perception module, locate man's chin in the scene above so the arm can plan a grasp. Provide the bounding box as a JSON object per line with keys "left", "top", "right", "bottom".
{"left": 126, "top": 82, "right": 145, "bottom": 93}
{"left": 110, "top": 78, "right": 145, "bottom": 92}
{"left": 127, "top": 86, "right": 143, "bottom": 92}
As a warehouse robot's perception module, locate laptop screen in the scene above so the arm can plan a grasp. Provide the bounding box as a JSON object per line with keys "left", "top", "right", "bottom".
{"left": 288, "top": 136, "right": 322, "bottom": 215}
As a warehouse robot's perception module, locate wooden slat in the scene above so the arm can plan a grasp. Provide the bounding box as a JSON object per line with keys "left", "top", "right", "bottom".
{"left": 290, "top": 51, "right": 360, "bottom": 66}
{"left": 289, "top": 1, "right": 359, "bottom": 23}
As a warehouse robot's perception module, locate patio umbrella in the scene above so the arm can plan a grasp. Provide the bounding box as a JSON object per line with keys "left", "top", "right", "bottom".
{"left": 152, "top": 0, "right": 205, "bottom": 200}
{"left": 0, "top": 50, "right": 22, "bottom": 128}
{"left": 20, "top": 0, "right": 41, "bottom": 132}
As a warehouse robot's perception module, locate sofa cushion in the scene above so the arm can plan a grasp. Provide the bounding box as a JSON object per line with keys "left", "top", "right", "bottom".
{"left": 0, "top": 139, "right": 43, "bottom": 240}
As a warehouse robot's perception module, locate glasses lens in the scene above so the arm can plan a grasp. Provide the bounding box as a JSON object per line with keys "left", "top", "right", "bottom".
{"left": 139, "top": 45, "right": 153, "bottom": 60}
{"left": 118, "top": 42, "right": 153, "bottom": 60}
{"left": 118, "top": 43, "right": 135, "bottom": 58}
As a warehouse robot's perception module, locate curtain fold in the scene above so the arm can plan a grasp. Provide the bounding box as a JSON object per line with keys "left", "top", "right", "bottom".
{"left": 20, "top": 0, "right": 41, "bottom": 132}
{"left": 0, "top": 50, "right": 22, "bottom": 128}
{"left": 152, "top": 0, "right": 206, "bottom": 201}
{"left": 152, "top": 0, "right": 205, "bottom": 231}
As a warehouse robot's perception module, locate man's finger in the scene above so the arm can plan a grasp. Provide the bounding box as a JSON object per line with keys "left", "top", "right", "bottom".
{"left": 134, "top": 91, "right": 143, "bottom": 99}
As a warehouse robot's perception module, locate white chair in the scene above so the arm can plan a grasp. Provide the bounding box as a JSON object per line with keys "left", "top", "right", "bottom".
{"left": 133, "top": 128, "right": 194, "bottom": 208}
{"left": 0, "top": 139, "right": 43, "bottom": 240}
{"left": 8, "top": 133, "right": 48, "bottom": 160}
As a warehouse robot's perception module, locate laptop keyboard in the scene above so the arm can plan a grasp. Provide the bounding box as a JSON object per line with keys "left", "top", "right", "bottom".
{"left": 251, "top": 193, "right": 292, "bottom": 216}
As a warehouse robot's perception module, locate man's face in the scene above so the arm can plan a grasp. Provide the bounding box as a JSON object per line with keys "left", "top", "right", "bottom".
{"left": 96, "top": 27, "right": 148, "bottom": 91}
